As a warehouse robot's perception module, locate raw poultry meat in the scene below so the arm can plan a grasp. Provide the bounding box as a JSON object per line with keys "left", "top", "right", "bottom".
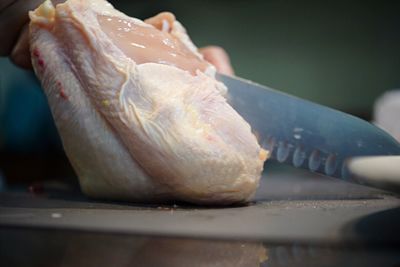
{"left": 29, "top": 0, "right": 268, "bottom": 205}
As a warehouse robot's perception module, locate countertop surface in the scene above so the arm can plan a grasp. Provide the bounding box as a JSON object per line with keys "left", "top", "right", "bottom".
{"left": 1, "top": 165, "right": 399, "bottom": 246}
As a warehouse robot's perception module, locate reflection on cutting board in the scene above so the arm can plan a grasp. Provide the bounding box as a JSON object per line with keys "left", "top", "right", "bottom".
{"left": 1, "top": 228, "right": 400, "bottom": 267}
{"left": 1, "top": 164, "right": 399, "bottom": 246}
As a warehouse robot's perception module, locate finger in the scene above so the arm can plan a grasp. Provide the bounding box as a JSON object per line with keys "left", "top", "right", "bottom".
{"left": 10, "top": 24, "right": 32, "bottom": 69}
{"left": 0, "top": 0, "right": 17, "bottom": 11}
{"left": 0, "top": 0, "right": 44, "bottom": 56}
{"left": 199, "top": 46, "right": 234, "bottom": 76}
{"left": 0, "top": 0, "right": 66, "bottom": 57}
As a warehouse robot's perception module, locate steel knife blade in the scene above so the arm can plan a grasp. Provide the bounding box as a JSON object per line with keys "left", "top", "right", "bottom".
{"left": 217, "top": 73, "right": 400, "bottom": 186}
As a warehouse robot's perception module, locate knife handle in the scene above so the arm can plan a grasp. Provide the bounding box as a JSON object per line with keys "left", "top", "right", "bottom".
{"left": 348, "top": 156, "right": 400, "bottom": 194}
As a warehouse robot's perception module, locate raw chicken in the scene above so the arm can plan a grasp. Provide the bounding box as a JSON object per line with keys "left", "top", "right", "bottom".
{"left": 29, "top": 0, "right": 268, "bottom": 205}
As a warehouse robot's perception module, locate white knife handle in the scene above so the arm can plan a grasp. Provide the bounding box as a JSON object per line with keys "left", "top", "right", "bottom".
{"left": 348, "top": 156, "right": 400, "bottom": 194}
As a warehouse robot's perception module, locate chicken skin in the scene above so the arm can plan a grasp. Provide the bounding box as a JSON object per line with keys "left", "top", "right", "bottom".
{"left": 29, "top": 0, "right": 268, "bottom": 205}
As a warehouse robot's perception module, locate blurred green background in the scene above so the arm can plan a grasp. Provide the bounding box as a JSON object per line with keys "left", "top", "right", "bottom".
{"left": 111, "top": 0, "right": 400, "bottom": 113}
{"left": 0, "top": 0, "right": 399, "bottom": 183}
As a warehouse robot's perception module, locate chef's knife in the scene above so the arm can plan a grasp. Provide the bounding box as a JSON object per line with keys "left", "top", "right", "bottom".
{"left": 217, "top": 73, "right": 400, "bottom": 190}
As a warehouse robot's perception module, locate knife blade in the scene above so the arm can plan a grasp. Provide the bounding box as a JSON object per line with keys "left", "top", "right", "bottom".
{"left": 217, "top": 73, "right": 400, "bottom": 186}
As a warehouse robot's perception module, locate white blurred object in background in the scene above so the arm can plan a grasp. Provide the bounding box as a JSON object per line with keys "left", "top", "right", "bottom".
{"left": 349, "top": 90, "right": 400, "bottom": 194}
{"left": 373, "top": 89, "right": 400, "bottom": 142}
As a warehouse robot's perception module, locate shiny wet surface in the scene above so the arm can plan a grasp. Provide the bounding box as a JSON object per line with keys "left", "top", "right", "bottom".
{"left": 97, "top": 14, "right": 209, "bottom": 74}
{"left": 1, "top": 228, "right": 400, "bottom": 267}
{"left": 1, "top": 165, "right": 400, "bottom": 266}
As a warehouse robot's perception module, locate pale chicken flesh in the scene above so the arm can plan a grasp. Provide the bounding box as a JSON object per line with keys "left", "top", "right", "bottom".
{"left": 29, "top": 0, "right": 268, "bottom": 205}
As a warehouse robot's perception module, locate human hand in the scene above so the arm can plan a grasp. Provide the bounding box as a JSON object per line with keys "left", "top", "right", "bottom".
{"left": 1, "top": 1, "right": 234, "bottom": 75}
{"left": 0, "top": 0, "right": 65, "bottom": 69}
{"left": 199, "top": 46, "right": 235, "bottom": 76}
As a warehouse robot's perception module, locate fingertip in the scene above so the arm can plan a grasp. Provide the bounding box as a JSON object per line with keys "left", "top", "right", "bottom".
{"left": 10, "top": 25, "right": 33, "bottom": 69}
{"left": 199, "top": 46, "right": 235, "bottom": 76}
